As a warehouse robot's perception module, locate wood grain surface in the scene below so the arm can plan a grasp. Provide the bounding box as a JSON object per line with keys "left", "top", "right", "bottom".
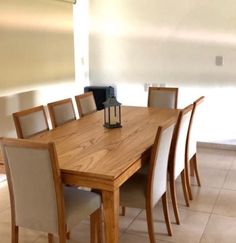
{"left": 31, "top": 106, "right": 178, "bottom": 185}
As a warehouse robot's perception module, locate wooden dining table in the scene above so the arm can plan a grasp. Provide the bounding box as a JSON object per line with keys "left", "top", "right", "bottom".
{"left": 31, "top": 106, "right": 179, "bottom": 243}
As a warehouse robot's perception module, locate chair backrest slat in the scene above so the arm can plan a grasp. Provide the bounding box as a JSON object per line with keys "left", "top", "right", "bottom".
{"left": 75, "top": 92, "right": 97, "bottom": 117}
{"left": 148, "top": 87, "right": 178, "bottom": 109}
{"left": 169, "top": 105, "right": 193, "bottom": 179}
{"left": 147, "top": 119, "right": 176, "bottom": 206}
{"left": 13, "top": 106, "right": 49, "bottom": 138}
{"left": 187, "top": 96, "right": 205, "bottom": 160}
{"left": 47, "top": 98, "right": 76, "bottom": 128}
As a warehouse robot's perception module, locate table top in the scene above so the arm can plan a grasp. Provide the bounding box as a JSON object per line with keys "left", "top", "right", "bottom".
{"left": 31, "top": 106, "right": 178, "bottom": 183}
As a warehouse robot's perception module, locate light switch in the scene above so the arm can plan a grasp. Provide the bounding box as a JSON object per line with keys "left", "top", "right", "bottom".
{"left": 215, "top": 56, "right": 223, "bottom": 66}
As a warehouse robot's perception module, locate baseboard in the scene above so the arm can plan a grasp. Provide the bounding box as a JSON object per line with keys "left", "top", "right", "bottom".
{"left": 198, "top": 141, "right": 236, "bottom": 151}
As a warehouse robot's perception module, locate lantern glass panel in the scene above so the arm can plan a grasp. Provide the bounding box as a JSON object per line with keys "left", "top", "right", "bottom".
{"left": 103, "top": 96, "right": 122, "bottom": 128}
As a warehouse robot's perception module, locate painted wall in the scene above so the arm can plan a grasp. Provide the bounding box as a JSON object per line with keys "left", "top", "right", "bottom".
{"left": 0, "top": 0, "right": 89, "bottom": 137}
{"left": 89, "top": 0, "right": 236, "bottom": 143}
{"left": 0, "top": 0, "right": 75, "bottom": 93}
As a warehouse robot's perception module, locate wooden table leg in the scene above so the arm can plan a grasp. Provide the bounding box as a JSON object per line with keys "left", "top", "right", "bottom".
{"left": 102, "top": 189, "right": 119, "bottom": 243}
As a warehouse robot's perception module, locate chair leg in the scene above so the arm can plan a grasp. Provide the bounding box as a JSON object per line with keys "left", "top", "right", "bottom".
{"left": 66, "top": 232, "right": 70, "bottom": 240}
{"left": 161, "top": 192, "right": 172, "bottom": 236}
{"left": 146, "top": 202, "right": 156, "bottom": 243}
{"left": 121, "top": 206, "right": 126, "bottom": 216}
{"left": 169, "top": 176, "right": 180, "bottom": 225}
{"left": 12, "top": 224, "right": 19, "bottom": 243}
{"left": 190, "top": 157, "right": 195, "bottom": 176}
{"left": 48, "top": 233, "right": 53, "bottom": 243}
{"left": 90, "top": 208, "right": 103, "bottom": 243}
{"left": 58, "top": 225, "right": 67, "bottom": 243}
{"left": 192, "top": 154, "right": 201, "bottom": 186}
{"left": 181, "top": 170, "right": 190, "bottom": 207}
{"left": 185, "top": 159, "right": 193, "bottom": 201}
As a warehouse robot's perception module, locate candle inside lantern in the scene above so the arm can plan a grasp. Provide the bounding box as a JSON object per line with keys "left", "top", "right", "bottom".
{"left": 110, "top": 112, "right": 117, "bottom": 125}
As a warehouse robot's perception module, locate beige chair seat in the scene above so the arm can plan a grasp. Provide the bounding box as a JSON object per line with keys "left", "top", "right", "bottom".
{"left": 120, "top": 173, "right": 147, "bottom": 209}
{"left": 64, "top": 187, "right": 101, "bottom": 230}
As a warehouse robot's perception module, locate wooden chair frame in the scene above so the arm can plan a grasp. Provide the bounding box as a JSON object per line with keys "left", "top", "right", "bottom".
{"left": 185, "top": 96, "right": 205, "bottom": 200}
{"left": 168, "top": 104, "right": 193, "bottom": 225}
{"left": 147, "top": 87, "right": 178, "bottom": 109}
{"left": 121, "top": 118, "right": 176, "bottom": 243}
{"left": 12, "top": 105, "right": 49, "bottom": 139}
{"left": 145, "top": 118, "right": 176, "bottom": 242}
{"left": 47, "top": 98, "right": 76, "bottom": 128}
{"left": 0, "top": 138, "right": 102, "bottom": 243}
{"left": 75, "top": 92, "right": 97, "bottom": 117}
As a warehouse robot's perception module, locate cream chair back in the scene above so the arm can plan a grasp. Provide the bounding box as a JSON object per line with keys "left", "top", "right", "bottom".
{"left": 148, "top": 87, "right": 178, "bottom": 109}
{"left": 47, "top": 98, "right": 76, "bottom": 128}
{"left": 149, "top": 121, "right": 175, "bottom": 206}
{"left": 0, "top": 138, "right": 63, "bottom": 234}
{"left": 173, "top": 105, "right": 193, "bottom": 179}
{"left": 75, "top": 92, "right": 97, "bottom": 117}
{"left": 187, "top": 96, "right": 205, "bottom": 160}
{"left": 13, "top": 106, "right": 49, "bottom": 138}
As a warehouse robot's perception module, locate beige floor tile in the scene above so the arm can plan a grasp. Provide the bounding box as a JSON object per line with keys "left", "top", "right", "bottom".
{"left": 0, "top": 181, "right": 10, "bottom": 213}
{"left": 127, "top": 207, "right": 210, "bottom": 243}
{"left": 120, "top": 232, "right": 171, "bottom": 243}
{"left": 223, "top": 170, "right": 236, "bottom": 191}
{"left": 175, "top": 167, "right": 227, "bottom": 189}
{"left": 172, "top": 183, "right": 220, "bottom": 213}
{"left": 197, "top": 148, "right": 234, "bottom": 170}
{"left": 119, "top": 208, "right": 142, "bottom": 233}
{"left": 213, "top": 189, "right": 236, "bottom": 217}
{"left": 200, "top": 214, "right": 236, "bottom": 243}
{"left": 0, "top": 209, "right": 41, "bottom": 243}
{"left": 195, "top": 167, "right": 227, "bottom": 189}
{"left": 0, "top": 210, "right": 11, "bottom": 243}
{"left": 230, "top": 159, "right": 236, "bottom": 170}
{"left": 34, "top": 223, "right": 92, "bottom": 243}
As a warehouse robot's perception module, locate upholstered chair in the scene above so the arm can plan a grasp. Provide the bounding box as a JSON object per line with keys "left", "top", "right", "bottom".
{"left": 0, "top": 138, "right": 102, "bottom": 243}
{"left": 12, "top": 105, "right": 49, "bottom": 139}
{"left": 168, "top": 104, "right": 193, "bottom": 225}
{"left": 122, "top": 87, "right": 179, "bottom": 217}
{"left": 185, "top": 96, "right": 205, "bottom": 200}
{"left": 75, "top": 92, "right": 97, "bottom": 117}
{"left": 47, "top": 98, "right": 76, "bottom": 128}
{"left": 148, "top": 87, "right": 178, "bottom": 109}
{"left": 120, "top": 118, "right": 176, "bottom": 243}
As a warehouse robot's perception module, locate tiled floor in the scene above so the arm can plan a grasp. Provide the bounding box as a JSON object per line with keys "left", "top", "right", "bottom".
{"left": 1, "top": 147, "right": 236, "bottom": 242}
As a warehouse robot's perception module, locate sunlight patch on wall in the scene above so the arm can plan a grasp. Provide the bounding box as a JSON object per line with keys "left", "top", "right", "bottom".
{"left": 0, "top": 0, "right": 75, "bottom": 94}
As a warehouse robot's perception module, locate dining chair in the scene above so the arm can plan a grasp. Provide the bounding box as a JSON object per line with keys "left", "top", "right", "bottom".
{"left": 47, "top": 98, "right": 76, "bottom": 128}
{"left": 185, "top": 96, "right": 205, "bottom": 200}
{"left": 12, "top": 105, "right": 49, "bottom": 139}
{"left": 0, "top": 137, "right": 102, "bottom": 243}
{"left": 75, "top": 92, "right": 97, "bottom": 117}
{"left": 120, "top": 118, "right": 176, "bottom": 242}
{"left": 148, "top": 87, "right": 178, "bottom": 109}
{"left": 122, "top": 87, "right": 178, "bottom": 217}
{"left": 168, "top": 104, "right": 193, "bottom": 225}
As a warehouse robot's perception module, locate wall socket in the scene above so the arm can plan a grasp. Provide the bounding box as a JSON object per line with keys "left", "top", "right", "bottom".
{"left": 144, "top": 82, "right": 166, "bottom": 92}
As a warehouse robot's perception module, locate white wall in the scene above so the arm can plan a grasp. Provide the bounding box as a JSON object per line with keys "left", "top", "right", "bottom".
{"left": 89, "top": 0, "right": 236, "bottom": 143}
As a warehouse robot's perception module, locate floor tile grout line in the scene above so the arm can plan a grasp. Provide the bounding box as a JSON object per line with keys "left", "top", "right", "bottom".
{"left": 198, "top": 213, "right": 213, "bottom": 243}
{"left": 120, "top": 209, "right": 144, "bottom": 236}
